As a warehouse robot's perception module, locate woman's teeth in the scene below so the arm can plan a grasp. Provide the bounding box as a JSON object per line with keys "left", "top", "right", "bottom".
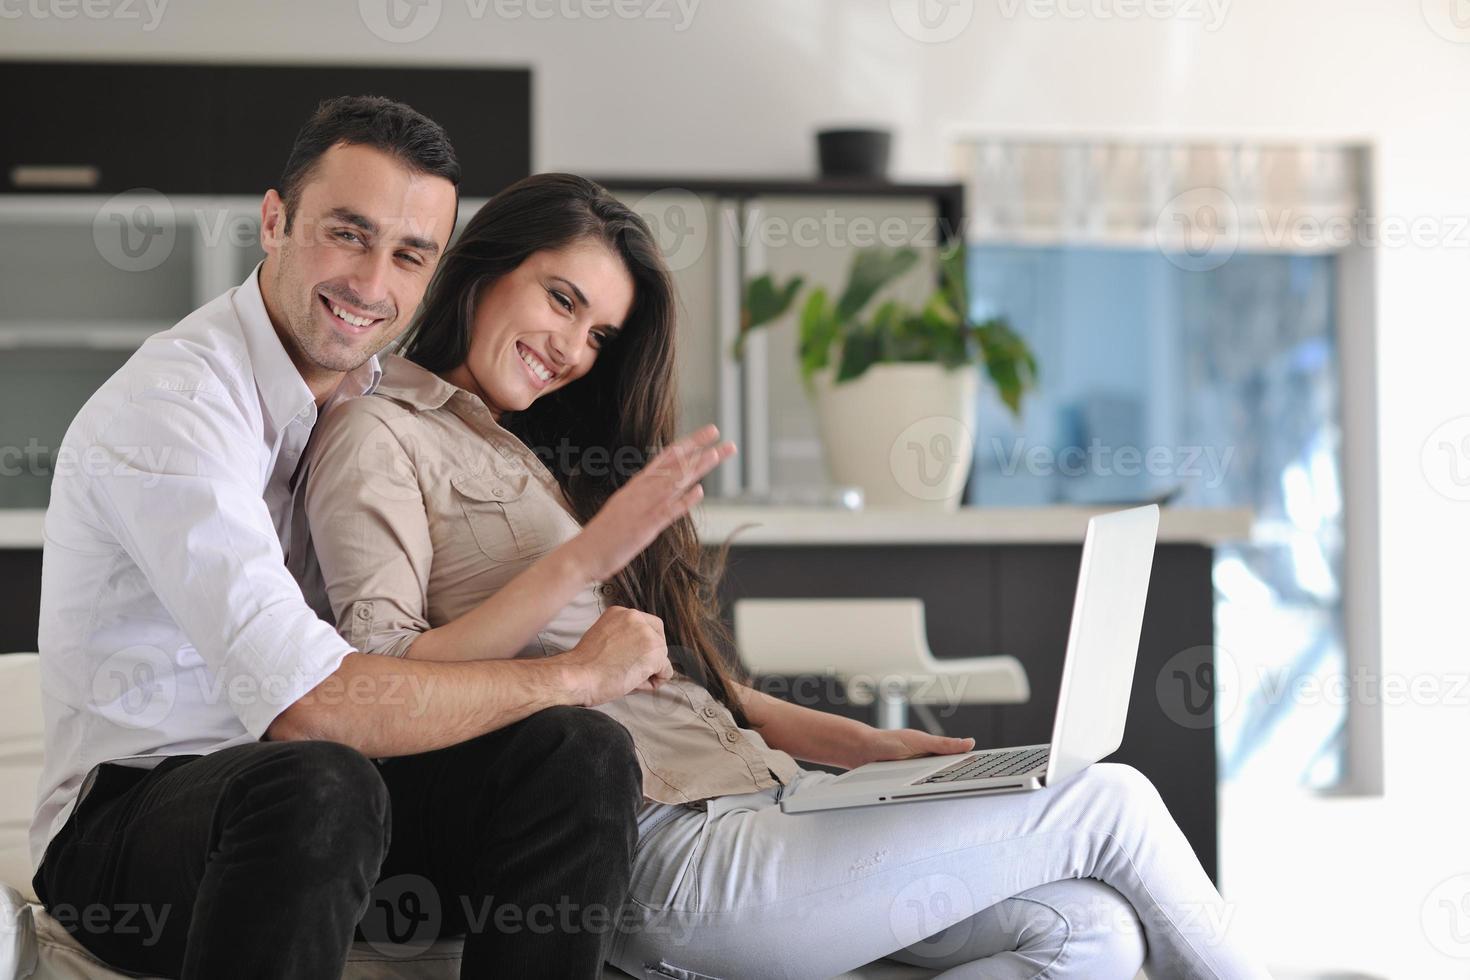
{"left": 518, "top": 343, "right": 554, "bottom": 382}
{"left": 330, "top": 303, "right": 374, "bottom": 328}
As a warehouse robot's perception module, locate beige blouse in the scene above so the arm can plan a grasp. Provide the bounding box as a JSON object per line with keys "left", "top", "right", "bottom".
{"left": 297, "top": 354, "right": 799, "bottom": 805}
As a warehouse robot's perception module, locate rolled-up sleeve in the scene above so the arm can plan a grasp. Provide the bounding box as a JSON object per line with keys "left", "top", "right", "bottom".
{"left": 302, "top": 397, "right": 433, "bottom": 659}
{"left": 89, "top": 383, "right": 353, "bottom": 740}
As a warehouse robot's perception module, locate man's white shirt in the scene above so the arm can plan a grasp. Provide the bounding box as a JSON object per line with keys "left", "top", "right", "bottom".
{"left": 30, "top": 267, "right": 379, "bottom": 870}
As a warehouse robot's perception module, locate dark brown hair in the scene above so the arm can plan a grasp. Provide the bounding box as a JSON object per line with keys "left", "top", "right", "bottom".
{"left": 399, "top": 173, "right": 751, "bottom": 726}
{"left": 278, "top": 95, "right": 461, "bottom": 232}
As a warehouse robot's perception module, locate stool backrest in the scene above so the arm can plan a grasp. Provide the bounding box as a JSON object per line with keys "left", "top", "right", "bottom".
{"left": 733, "top": 598, "right": 932, "bottom": 678}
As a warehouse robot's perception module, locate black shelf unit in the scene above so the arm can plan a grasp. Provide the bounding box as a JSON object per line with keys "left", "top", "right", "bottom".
{"left": 0, "top": 60, "right": 532, "bottom": 198}
{"left": 591, "top": 175, "right": 965, "bottom": 243}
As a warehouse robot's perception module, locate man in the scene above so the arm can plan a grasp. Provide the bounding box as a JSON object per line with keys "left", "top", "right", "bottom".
{"left": 30, "top": 95, "right": 673, "bottom": 980}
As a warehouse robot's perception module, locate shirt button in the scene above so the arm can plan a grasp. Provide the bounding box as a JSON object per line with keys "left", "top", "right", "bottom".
{"left": 356, "top": 606, "right": 371, "bottom": 620}
{"left": 493, "top": 489, "right": 504, "bottom": 498}
{"left": 724, "top": 729, "right": 740, "bottom": 743}
{"left": 702, "top": 706, "right": 718, "bottom": 719}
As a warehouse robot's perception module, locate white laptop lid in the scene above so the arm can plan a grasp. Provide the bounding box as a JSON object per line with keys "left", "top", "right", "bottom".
{"left": 1045, "top": 504, "right": 1160, "bottom": 785}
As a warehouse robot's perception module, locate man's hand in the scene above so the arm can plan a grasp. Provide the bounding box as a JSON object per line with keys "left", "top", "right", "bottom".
{"left": 553, "top": 606, "right": 674, "bottom": 707}
{"left": 852, "top": 727, "right": 976, "bottom": 769}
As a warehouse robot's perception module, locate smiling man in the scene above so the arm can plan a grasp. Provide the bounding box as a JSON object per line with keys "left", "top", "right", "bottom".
{"left": 30, "top": 96, "right": 662, "bottom": 980}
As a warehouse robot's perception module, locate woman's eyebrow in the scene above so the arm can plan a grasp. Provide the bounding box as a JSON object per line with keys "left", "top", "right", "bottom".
{"left": 549, "top": 274, "right": 622, "bottom": 333}
{"left": 549, "top": 275, "right": 589, "bottom": 307}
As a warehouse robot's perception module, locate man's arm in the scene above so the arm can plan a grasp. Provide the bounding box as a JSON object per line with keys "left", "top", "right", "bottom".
{"left": 265, "top": 653, "right": 573, "bottom": 756}
{"left": 267, "top": 604, "right": 674, "bottom": 756}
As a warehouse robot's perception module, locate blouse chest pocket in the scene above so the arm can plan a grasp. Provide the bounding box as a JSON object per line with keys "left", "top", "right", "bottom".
{"left": 451, "top": 469, "right": 557, "bottom": 563}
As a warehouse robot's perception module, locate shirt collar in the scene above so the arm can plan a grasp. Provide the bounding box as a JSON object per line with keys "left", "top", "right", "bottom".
{"left": 372, "top": 353, "right": 463, "bottom": 412}
{"left": 233, "top": 264, "right": 382, "bottom": 430}
{"left": 372, "top": 355, "right": 528, "bottom": 466}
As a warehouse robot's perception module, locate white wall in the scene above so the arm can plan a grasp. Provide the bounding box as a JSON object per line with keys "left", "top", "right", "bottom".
{"left": 5, "top": 1, "right": 1468, "bottom": 975}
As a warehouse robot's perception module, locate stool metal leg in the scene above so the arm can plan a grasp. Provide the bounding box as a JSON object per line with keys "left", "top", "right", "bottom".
{"left": 875, "top": 679, "right": 909, "bottom": 730}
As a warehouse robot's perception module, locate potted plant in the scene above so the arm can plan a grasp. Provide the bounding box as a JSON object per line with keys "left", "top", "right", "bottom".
{"left": 736, "top": 243, "right": 1037, "bottom": 510}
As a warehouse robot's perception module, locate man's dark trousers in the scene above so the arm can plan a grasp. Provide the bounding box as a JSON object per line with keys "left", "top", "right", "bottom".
{"left": 32, "top": 706, "right": 642, "bottom": 979}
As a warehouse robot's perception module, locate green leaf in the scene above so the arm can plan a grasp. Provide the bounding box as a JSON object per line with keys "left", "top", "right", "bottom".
{"left": 835, "top": 324, "right": 883, "bottom": 383}
{"left": 734, "top": 273, "right": 805, "bottom": 358}
{"left": 835, "top": 247, "right": 920, "bottom": 321}
{"left": 797, "top": 287, "right": 838, "bottom": 385}
{"left": 974, "top": 316, "right": 1039, "bottom": 415}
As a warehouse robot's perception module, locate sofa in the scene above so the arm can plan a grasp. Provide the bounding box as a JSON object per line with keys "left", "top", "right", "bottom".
{"left": 0, "top": 652, "right": 935, "bottom": 980}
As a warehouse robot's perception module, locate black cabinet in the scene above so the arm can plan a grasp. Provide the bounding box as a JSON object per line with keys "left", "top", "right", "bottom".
{"left": 0, "top": 63, "right": 216, "bottom": 193}
{"left": 715, "top": 542, "right": 1221, "bottom": 883}
{"left": 0, "top": 550, "right": 41, "bottom": 656}
{"left": 0, "top": 61, "right": 531, "bottom": 197}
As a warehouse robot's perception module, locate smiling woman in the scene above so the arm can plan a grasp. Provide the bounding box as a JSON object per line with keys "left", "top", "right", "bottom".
{"left": 438, "top": 240, "right": 634, "bottom": 412}
{"left": 395, "top": 172, "right": 753, "bottom": 726}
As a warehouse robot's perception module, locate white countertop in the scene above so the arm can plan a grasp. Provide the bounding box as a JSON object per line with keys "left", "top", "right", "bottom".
{"left": 0, "top": 511, "right": 44, "bottom": 549}
{"left": 693, "top": 504, "right": 1253, "bottom": 546}
{"left": 1, "top": 504, "right": 1252, "bottom": 550}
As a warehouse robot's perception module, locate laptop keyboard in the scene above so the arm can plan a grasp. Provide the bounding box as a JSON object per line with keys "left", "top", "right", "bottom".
{"left": 917, "top": 747, "right": 1050, "bottom": 784}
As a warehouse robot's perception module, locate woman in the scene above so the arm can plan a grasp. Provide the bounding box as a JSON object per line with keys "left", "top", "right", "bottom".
{"left": 301, "top": 173, "right": 1269, "bottom": 979}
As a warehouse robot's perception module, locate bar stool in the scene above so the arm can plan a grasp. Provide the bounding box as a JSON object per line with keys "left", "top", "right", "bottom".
{"left": 733, "top": 598, "right": 1030, "bottom": 731}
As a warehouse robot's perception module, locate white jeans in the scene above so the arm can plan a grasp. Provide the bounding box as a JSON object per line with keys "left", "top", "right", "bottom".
{"left": 609, "top": 763, "right": 1271, "bottom": 980}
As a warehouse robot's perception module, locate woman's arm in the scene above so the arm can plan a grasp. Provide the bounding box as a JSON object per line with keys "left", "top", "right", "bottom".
{"left": 308, "top": 407, "right": 736, "bottom": 663}
{"left": 407, "top": 539, "right": 596, "bottom": 661}
{"left": 737, "top": 685, "right": 975, "bottom": 770}
{"left": 411, "top": 424, "right": 736, "bottom": 662}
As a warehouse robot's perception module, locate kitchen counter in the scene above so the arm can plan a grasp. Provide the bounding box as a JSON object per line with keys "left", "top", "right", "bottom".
{"left": 0, "top": 511, "right": 43, "bottom": 549}
{"left": 0, "top": 505, "right": 1253, "bottom": 550}
{"left": 694, "top": 504, "right": 1252, "bottom": 547}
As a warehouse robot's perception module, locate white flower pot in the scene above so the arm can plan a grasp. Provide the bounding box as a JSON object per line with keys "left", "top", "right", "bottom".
{"left": 811, "top": 362, "right": 978, "bottom": 511}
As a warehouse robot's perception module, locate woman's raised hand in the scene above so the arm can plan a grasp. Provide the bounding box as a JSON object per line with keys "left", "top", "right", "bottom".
{"left": 571, "top": 425, "right": 736, "bottom": 581}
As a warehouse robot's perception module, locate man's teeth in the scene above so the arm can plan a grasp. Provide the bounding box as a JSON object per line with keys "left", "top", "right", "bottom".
{"left": 330, "top": 303, "right": 374, "bottom": 328}
{"left": 518, "top": 344, "right": 554, "bottom": 382}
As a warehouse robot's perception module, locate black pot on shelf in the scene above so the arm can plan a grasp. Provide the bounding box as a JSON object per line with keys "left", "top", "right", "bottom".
{"left": 815, "top": 128, "right": 892, "bottom": 179}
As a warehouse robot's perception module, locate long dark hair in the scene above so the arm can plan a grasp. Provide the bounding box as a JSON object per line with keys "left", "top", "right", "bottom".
{"left": 399, "top": 173, "right": 750, "bottom": 726}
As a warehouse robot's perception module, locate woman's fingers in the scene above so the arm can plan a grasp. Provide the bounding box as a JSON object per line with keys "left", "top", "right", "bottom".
{"left": 657, "top": 425, "right": 720, "bottom": 470}
{"left": 644, "top": 435, "right": 736, "bottom": 494}
{"left": 669, "top": 442, "right": 736, "bottom": 490}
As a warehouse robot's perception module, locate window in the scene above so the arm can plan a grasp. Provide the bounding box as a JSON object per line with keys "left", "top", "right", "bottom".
{"left": 955, "top": 137, "right": 1376, "bottom": 792}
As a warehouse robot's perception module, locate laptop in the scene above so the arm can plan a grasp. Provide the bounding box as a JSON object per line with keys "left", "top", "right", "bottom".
{"left": 780, "top": 504, "right": 1160, "bottom": 814}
